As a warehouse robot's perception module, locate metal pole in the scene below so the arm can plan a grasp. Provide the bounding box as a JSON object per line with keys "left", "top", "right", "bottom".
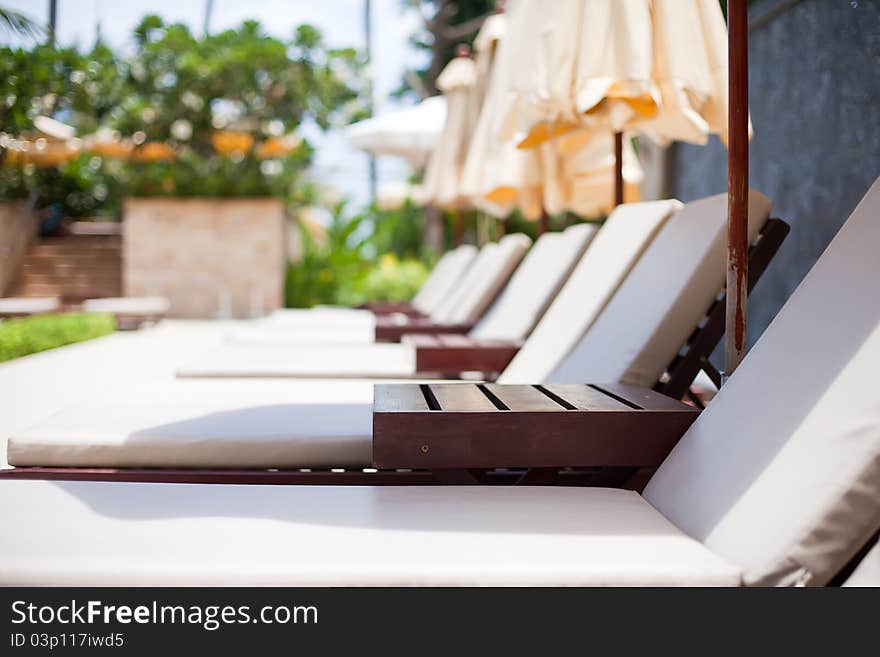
{"left": 725, "top": 0, "right": 750, "bottom": 377}
{"left": 47, "top": 0, "right": 57, "bottom": 47}
{"left": 365, "top": 0, "right": 378, "bottom": 202}
{"left": 613, "top": 131, "right": 624, "bottom": 207}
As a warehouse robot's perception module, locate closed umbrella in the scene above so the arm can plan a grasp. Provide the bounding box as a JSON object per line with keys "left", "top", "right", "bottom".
{"left": 462, "top": 0, "right": 643, "bottom": 225}
{"left": 505, "top": 0, "right": 752, "bottom": 374}
{"left": 418, "top": 47, "right": 479, "bottom": 211}
{"left": 507, "top": 0, "right": 736, "bottom": 196}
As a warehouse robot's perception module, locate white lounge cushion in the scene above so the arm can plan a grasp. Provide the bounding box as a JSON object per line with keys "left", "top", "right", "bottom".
{"left": 500, "top": 200, "right": 680, "bottom": 382}
{"left": 472, "top": 223, "right": 597, "bottom": 342}
{"left": 0, "top": 297, "right": 60, "bottom": 315}
{"left": 432, "top": 234, "right": 531, "bottom": 325}
{"left": 227, "top": 322, "right": 379, "bottom": 345}
{"left": 0, "top": 483, "right": 742, "bottom": 586}
{"left": 82, "top": 297, "right": 169, "bottom": 316}
{"left": 228, "top": 229, "right": 576, "bottom": 348}
{"left": 645, "top": 177, "right": 880, "bottom": 587}
{"left": 548, "top": 190, "right": 772, "bottom": 386}
{"left": 7, "top": 379, "right": 374, "bottom": 468}
{"left": 177, "top": 343, "right": 416, "bottom": 379}
{"left": 412, "top": 244, "right": 479, "bottom": 315}
{"left": 262, "top": 307, "right": 376, "bottom": 328}
{"left": 843, "top": 540, "right": 880, "bottom": 587}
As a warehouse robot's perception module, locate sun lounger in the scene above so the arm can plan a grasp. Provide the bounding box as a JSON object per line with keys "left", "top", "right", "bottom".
{"left": 179, "top": 201, "right": 680, "bottom": 377}
{"left": 81, "top": 296, "right": 170, "bottom": 329}
{"left": 1, "top": 179, "right": 877, "bottom": 587}
{"left": 4, "top": 191, "right": 787, "bottom": 475}
{"left": 0, "top": 296, "right": 61, "bottom": 318}
{"left": 177, "top": 193, "right": 772, "bottom": 380}
{"left": 228, "top": 224, "right": 596, "bottom": 363}
{"left": 252, "top": 238, "right": 524, "bottom": 343}
{"left": 272, "top": 243, "right": 478, "bottom": 323}
{"left": 842, "top": 535, "right": 879, "bottom": 587}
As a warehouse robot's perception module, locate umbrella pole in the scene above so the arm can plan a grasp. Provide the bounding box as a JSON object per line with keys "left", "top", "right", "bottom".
{"left": 453, "top": 209, "right": 466, "bottom": 246}
{"left": 725, "top": 0, "right": 750, "bottom": 378}
{"left": 613, "top": 131, "right": 624, "bottom": 207}
{"left": 539, "top": 209, "right": 550, "bottom": 235}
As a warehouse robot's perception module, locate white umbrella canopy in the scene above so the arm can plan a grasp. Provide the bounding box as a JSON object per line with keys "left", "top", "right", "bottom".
{"left": 462, "top": 0, "right": 643, "bottom": 221}
{"left": 344, "top": 96, "right": 446, "bottom": 167}
{"left": 505, "top": 0, "right": 739, "bottom": 150}
{"left": 417, "top": 53, "right": 479, "bottom": 210}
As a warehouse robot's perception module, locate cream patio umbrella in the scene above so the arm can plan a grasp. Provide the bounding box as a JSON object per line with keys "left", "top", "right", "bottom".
{"left": 505, "top": 0, "right": 736, "bottom": 199}
{"left": 505, "top": 0, "right": 752, "bottom": 374}
{"left": 461, "top": 0, "right": 643, "bottom": 228}
{"left": 417, "top": 47, "right": 479, "bottom": 214}
{"left": 344, "top": 95, "right": 446, "bottom": 167}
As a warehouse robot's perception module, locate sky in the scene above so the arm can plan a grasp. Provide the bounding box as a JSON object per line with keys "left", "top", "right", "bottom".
{"left": 4, "top": 0, "right": 428, "bottom": 208}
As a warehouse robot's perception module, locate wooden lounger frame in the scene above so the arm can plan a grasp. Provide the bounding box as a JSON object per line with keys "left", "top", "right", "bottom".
{"left": 360, "top": 301, "right": 424, "bottom": 318}
{"left": 0, "top": 218, "right": 790, "bottom": 486}
{"left": 406, "top": 334, "right": 522, "bottom": 377}
{"left": 375, "top": 316, "right": 474, "bottom": 342}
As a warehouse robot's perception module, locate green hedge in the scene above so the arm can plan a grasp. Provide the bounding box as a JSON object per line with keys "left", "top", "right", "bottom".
{"left": 0, "top": 313, "right": 117, "bottom": 363}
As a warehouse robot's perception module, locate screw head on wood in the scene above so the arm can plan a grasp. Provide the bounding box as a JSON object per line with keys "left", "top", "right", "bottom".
{"left": 420, "top": 445, "right": 430, "bottom": 454}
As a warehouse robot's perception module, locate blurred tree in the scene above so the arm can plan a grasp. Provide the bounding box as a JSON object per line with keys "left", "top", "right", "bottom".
{"left": 0, "top": 6, "right": 43, "bottom": 40}
{"left": 0, "top": 17, "right": 366, "bottom": 216}
{"left": 115, "top": 17, "right": 366, "bottom": 154}
{"left": 402, "top": 0, "right": 494, "bottom": 96}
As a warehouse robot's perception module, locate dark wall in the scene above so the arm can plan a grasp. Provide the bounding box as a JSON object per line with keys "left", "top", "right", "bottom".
{"left": 669, "top": 0, "right": 880, "bottom": 354}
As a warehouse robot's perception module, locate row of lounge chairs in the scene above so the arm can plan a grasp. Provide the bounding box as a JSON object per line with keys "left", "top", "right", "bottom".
{"left": 0, "top": 179, "right": 878, "bottom": 586}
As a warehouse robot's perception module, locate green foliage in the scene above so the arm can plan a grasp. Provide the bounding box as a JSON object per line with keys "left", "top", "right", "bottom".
{"left": 402, "top": 0, "right": 494, "bottom": 95}
{"left": 285, "top": 201, "right": 371, "bottom": 308}
{"left": 116, "top": 17, "right": 365, "bottom": 149}
{"left": 367, "top": 200, "right": 427, "bottom": 259}
{"left": 0, "top": 313, "right": 116, "bottom": 363}
{"left": 0, "top": 17, "right": 365, "bottom": 215}
{"left": 285, "top": 200, "right": 432, "bottom": 308}
{"left": 357, "top": 255, "right": 429, "bottom": 303}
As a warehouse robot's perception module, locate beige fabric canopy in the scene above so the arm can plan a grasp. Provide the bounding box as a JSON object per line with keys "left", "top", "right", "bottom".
{"left": 505, "top": 0, "right": 740, "bottom": 150}
{"left": 417, "top": 56, "right": 479, "bottom": 210}
{"left": 461, "top": 1, "right": 643, "bottom": 220}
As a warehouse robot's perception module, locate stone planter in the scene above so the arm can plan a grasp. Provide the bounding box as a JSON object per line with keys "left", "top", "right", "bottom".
{"left": 0, "top": 200, "right": 38, "bottom": 295}
{"left": 123, "top": 198, "right": 285, "bottom": 319}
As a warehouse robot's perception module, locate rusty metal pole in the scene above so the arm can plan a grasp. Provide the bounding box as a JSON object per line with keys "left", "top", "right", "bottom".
{"left": 613, "top": 131, "right": 624, "bottom": 207}
{"left": 725, "top": 0, "right": 749, "bottom": 378}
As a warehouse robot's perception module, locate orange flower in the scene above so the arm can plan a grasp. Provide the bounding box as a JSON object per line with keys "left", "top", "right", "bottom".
{"left": 211, "top": 131, "right": 254, "bottom": 156}
{"left": 132, "top": 142, "right": 177, "bottom": 162}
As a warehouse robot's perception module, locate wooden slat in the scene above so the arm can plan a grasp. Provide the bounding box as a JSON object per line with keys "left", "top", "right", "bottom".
{"left": 592, "top": 383, "right": 690, "bottom": 411}
{"left": 483, "top": 384, "right": 563, "bottom": 411}
{"left": 541, "top": 384, "right": 630, "bottom": 411}
{"left": 374, "top": 384, "right": 429, "bottom": 412}
{"left": 429, "top": 384, "right": 497, "bottom": 411}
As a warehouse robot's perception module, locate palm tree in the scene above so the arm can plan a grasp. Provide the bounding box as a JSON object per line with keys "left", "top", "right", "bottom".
{"left": 0, "top": 7, "right": 44, "bottom": 40}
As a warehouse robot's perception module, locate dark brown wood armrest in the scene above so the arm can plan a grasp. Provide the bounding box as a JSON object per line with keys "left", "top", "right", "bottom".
{"left": 403, "top": 334, "right": 521, "bottom": 374}
{"left": 372, "top": 383, "right": 699, "bottom": 469}
{"left": 360, "top": 301, "right": 424, "bottom": 317}
{"left": 375, "top": 317, "right": 474, "bottom": 342}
